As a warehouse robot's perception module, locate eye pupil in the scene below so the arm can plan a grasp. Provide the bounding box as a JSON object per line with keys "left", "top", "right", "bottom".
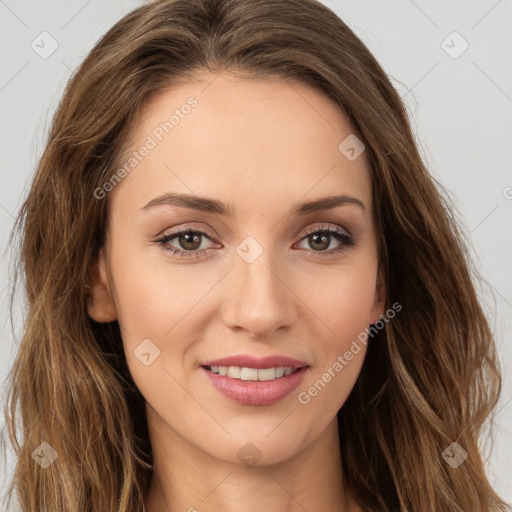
{"left": 179, "top": 232, "right": 202, "bottom": 250}
{"left": 309, "top": 233, "right": 329, "bottom": 251}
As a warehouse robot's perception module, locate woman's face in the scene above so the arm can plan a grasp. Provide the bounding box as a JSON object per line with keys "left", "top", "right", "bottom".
{"left": 88, "top": 71, "right": 384, "bottom": 466}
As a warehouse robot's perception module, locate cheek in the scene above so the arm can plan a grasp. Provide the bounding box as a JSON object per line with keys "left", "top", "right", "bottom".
{"left": 301, "top": 260, "right": 378, "bottom": 339}
{"left": 294, "top": 262, "right": 376, "bottom": 406}
{"left": 108, "top": 244, "right": 221, "bottom": 385}
{"left": 109, "top": 234, "right": 202, "bottom": 336}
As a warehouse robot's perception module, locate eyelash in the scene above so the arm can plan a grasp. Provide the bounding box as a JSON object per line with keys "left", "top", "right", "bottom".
{"left": 154, "top": 223, "right": 355, "bottom": 260}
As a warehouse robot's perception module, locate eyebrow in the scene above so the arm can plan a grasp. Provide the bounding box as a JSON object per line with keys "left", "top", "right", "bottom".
{"left": 140, "top": 192, "right": 366, "bottom": 216}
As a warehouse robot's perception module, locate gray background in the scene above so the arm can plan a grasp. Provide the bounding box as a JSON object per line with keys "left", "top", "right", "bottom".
{"left": 1, "top": 0, "right": 511, "bottom": 507}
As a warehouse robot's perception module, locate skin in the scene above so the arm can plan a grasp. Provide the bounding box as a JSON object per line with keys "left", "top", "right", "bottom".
{"left": 87, "top": 71, "right": 385, "bottom": 512}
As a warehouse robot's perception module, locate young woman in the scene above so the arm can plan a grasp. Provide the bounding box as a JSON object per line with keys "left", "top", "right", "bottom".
{"left": 2, "top": 0, "right": 509, "bottom": 511}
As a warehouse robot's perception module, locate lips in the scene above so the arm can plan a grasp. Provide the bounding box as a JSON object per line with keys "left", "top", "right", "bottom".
{"left": 201, "top": 354, "right": 310, "bottom": 406}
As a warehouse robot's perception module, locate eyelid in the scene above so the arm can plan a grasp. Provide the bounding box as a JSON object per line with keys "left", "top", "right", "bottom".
{"left": 156, "top": 221, "right": 351, "bottom": 241}
{"left": 156, "top": 222, "right": 218, "bottom": 240}
{"left": 299, "top": 222, "right": 351, "bottom": 238}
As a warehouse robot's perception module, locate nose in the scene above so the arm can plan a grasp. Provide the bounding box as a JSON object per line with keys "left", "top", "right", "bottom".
{"left": 221, "top": 248, "right": 298, "bottom": 339}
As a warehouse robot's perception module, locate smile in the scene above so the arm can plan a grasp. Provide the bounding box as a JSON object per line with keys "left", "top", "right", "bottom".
{"left": 201, "top": 365, "right": 309, "bottom": 406}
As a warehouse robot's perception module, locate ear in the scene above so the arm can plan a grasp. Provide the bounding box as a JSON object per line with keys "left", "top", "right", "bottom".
{"left": 86, "top": 247, "right": 118, "bottom": 322}
{"left": 369, "top": 265, "right": 386, "bottom": 325}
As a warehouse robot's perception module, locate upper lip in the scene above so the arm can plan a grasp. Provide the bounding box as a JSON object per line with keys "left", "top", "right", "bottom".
{"left": 202, "top": 355, "right": 309, "bottom": 369}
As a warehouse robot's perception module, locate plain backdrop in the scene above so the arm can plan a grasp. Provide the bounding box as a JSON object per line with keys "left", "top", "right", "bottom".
{"left": 1, "top": 0, "right": 511, "bottom": 507}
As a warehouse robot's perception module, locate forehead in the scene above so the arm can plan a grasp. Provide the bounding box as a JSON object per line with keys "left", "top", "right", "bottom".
{"left": 109, "top": 71, "right": 372, "bottom": 217}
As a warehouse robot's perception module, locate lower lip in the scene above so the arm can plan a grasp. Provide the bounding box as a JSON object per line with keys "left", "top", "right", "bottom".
{"left": 202, "top": 366, "right": 309, "bottom": 406}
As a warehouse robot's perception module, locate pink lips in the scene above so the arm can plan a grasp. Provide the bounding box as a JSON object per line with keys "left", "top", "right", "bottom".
{"left": 201, "top": 354, "right": 309, "bottom": 406}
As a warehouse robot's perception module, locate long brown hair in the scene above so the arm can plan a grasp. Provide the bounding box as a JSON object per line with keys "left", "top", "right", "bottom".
{"left": 2, "top": 0, "right": 509, "bottom": 510}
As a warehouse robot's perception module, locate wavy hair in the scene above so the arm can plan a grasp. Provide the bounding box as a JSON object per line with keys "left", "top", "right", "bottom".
{"left": 2, "top": 0, "right": 509, "bottom": 510}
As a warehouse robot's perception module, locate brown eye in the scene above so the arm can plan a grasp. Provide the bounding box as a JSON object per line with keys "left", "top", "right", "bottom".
{"left": 177, "top": 231, "right": 203, "bottom": 251}
{"left": 307, "top": 232, "right": 331, "bottom": 251}
{"left": 296, "top": 226, "right": 355, "bottom": 258}
{"left": 156, "top": 229, "right": 217, "bottom": 258}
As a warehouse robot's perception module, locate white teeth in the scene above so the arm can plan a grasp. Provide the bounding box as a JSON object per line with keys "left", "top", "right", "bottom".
{"left": 257, "top": 368, "right": 276, "bottom": 381}
{"left": 208, "top": 365, "right": 301, "bottom": 381}
{"left": 240, "top": 367, "right": 258, "bottom": 380}
{"left": 227, "top": 366, "right": 241, "bottom": 378}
